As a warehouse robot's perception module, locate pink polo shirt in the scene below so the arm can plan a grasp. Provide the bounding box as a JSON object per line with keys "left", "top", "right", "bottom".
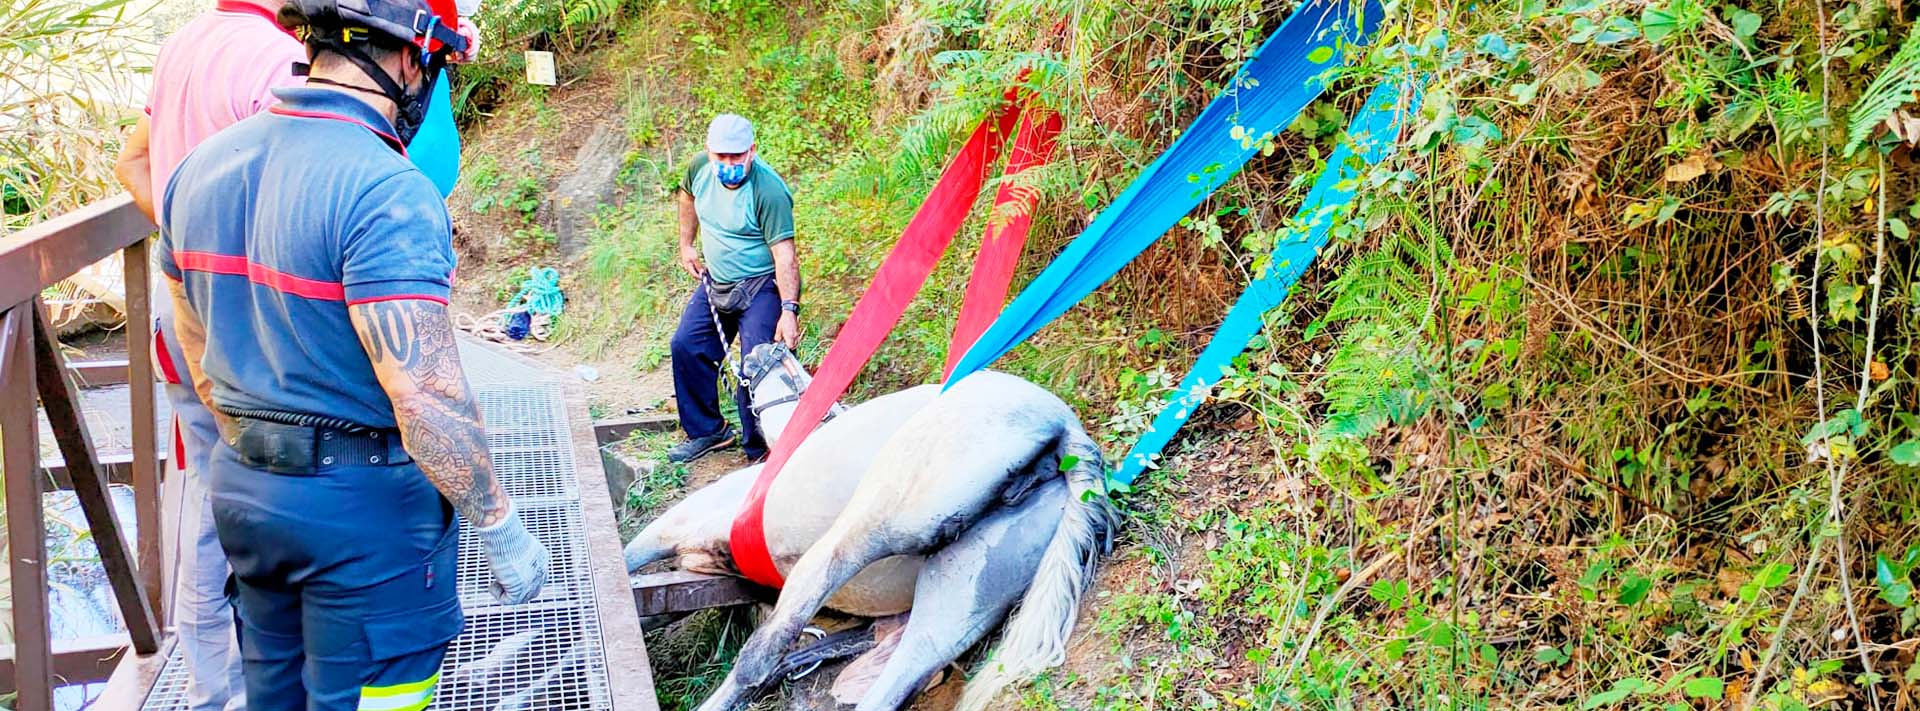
{"left": 144, "top": 0, "right": 308, "bottom": 201}
{"left": 145, "top": 0, "right": 306, "bottom": 404}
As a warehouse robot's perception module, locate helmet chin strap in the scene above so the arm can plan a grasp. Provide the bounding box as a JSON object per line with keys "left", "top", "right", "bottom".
{"left": 304, "top": 34, "right": 439, "bottom": 143}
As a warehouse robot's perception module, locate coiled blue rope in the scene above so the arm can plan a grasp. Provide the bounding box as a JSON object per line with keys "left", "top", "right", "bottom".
{"left": 510, "top": 267, "right": 565, "bottom": 317}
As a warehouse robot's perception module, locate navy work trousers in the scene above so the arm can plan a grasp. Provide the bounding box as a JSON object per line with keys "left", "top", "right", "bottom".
{"left": 208, "top": 442, "right": 463, "bottom": 711}
{"left": 671, "top": 279, "right": 780, "bottom": 459}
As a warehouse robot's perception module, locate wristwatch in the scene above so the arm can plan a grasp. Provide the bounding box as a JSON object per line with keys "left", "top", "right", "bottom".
{"left": 780, "top": 300, "right": 801, "bottom": 315}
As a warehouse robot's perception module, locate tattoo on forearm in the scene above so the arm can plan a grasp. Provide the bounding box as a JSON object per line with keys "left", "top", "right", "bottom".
{"left": 393, "top": 390, "right": 503, "bottom": 526}
{"left": 352, "top": 300, "right": 507, "bottom": 526}
{"left": 368, "top": 303, "right": 416, "bottom": 363}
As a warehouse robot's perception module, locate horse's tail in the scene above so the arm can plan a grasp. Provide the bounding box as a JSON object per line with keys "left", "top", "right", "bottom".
{"left": 956, "top": 425, "right": 1119, "bottom": 711}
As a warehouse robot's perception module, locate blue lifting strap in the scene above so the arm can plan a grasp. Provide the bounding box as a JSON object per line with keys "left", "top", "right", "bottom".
{"left": 1113, "top": 77, "right": 1424, "bottom": 486}
{"left": 940, "top": 0, "right": 1384, "bottom": 389}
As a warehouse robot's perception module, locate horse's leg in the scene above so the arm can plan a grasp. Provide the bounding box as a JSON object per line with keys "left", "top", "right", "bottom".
{"left": 701, "top": 380, "right": 1082, "bottom": 711}
{"left": 837, "top": 389, "right": 1078, "bottom": 559}
{"left": 624, "top": 466, "right": 757, "bottom": 573}
{"left": 853, "top": 480, "right": 1067, "bottom": 711}
{"left": 622, "top": 516, "right": 680, "bottom": 572}
{"left": 695, "top": 523, "right": 900, "bottom": 711}
{"left": 711, "top": 430, "right": 1069, "bottom": 704}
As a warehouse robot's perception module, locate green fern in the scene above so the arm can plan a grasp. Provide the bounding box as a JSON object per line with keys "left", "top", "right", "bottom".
{"left": 1313, "top": 231, "right": 1447, "bottom": 331}
{"left": 888, "top": 89, "right": 999, "bottom": 191}
{"left": 563, "top": 0, "right": 621, "bottom": 29}
{"left": 1845, "top": 21, "right": 1920, "bottom": 155}
{"left": 1309, "top": 232, "right": 1452, "bottom": 448}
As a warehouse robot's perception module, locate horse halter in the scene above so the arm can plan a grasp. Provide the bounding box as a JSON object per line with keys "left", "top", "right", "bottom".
{"left": 742, "top": 344, "right": 808, "bottom": 419}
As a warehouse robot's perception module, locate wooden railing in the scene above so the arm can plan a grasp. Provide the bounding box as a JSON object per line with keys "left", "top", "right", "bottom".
{"left": 1, "top": 195, "right": 166, "bottom": 710}
{"left": 7, "top": 196, "right": 744, "bottom": 710}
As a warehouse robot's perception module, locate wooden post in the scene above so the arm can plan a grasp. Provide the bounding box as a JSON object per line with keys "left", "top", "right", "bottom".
{"left": 32, "top": 304, "right": 160, "bottom": 654}
{"left": 2, "top": 305, "right": 53, "bottom": 710}
{"left": 123, "top": 238, "right": 164, "bottom": 625}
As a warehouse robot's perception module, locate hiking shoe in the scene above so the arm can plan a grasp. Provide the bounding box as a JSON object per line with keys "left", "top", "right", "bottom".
{"left": 667, "top": 429, "right": 736, "bottom": 463}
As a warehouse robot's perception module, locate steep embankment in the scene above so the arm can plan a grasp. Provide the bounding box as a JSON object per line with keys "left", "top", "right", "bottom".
{"left": 452, "top": 0, "right": 1920, "bottom": 709}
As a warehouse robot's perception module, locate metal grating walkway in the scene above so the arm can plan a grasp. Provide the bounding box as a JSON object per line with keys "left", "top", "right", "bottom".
{"left": 134, "top": 339, "right": 650, "bottom": 710}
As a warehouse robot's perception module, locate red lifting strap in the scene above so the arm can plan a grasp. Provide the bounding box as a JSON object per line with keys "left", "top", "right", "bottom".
{"left": 728, "top": 89, "right": 1058, "bottom": 588}
{"left": 945, "top": 107, "right": 1062, "bottom": 378}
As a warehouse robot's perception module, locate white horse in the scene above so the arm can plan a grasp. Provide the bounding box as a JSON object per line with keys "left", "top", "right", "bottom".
{"left": 624, "top": 343, "right": 1117, "bottom": 711}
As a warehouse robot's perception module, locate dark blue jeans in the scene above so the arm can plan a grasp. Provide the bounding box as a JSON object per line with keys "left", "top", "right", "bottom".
{"left": 671, "top": 279, "right": 779, "bottom": 458}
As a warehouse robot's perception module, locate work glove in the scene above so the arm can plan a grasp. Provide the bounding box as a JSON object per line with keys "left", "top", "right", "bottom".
{"left": 476, "top": 505, "right": 550, "bottom": 604}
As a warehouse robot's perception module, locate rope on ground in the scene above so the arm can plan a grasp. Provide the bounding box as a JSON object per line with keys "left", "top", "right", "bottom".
{"left": 454, "top": 308, "right": 555, "bottom": 343}
{"left": 454, "top": 267, "right": 565, "bottom": 349}
{"left": 512, "top": 267, "right": 566, "bottom": 317}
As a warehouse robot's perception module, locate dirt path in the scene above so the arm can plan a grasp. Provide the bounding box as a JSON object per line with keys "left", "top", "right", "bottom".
{"left": 448, "top": 305, "right": 672, "bottom": 413}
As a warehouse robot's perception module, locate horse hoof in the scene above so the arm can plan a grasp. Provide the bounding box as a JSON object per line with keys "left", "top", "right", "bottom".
{"left": 782, "top": 627, "right": 832, "bottom": 681}
{"left": 732, "top": 652, "right": 781, "bottom": 690}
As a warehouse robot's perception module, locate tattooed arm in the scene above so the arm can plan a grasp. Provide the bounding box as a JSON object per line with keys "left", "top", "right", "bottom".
{"left": 349, "top": 298, "right": 510, "bottom": 527}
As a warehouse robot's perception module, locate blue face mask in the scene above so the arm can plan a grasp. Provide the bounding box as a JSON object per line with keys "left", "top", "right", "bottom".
{"left": 716, "top": 160, "right": 749, "bottom": 188}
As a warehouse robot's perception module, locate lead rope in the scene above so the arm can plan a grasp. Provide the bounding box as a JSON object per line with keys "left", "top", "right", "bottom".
{"left": 704, "top": 276, "right": 746, "bottom": 396}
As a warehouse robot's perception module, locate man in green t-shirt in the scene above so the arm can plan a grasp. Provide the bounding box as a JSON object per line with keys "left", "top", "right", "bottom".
{"left": 667, "top": 113, "right": 801, "bottom": 463}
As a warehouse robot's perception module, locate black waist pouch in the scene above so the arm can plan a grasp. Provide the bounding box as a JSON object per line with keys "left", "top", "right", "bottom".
{"left": 706, "top": 273, "right": 774, "bottom": 314}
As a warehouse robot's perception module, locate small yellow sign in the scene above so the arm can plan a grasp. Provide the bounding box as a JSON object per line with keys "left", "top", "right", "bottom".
{"left": 525, "top": 51, "right": 557, "bottom": 86}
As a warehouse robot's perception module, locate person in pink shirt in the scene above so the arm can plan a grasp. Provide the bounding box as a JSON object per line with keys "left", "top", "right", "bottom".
{"left": 118, "top": 0, "right": 309, "bottom": 220}
{"left": 114, "top": 3, "right": 305, "bottom": 710}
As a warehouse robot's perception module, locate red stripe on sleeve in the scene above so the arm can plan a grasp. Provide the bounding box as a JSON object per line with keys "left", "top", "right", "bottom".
{"left": 345, "top": 294, "right": 451, "bottom": 307}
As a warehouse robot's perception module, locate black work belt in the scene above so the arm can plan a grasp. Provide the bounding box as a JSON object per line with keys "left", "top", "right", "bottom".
{"left": 219, "top": 415, "right": 410, "bottom": 475}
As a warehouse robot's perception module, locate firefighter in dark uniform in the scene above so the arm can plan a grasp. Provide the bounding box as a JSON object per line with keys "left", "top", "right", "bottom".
{"left": 156, "top": 0, "right": 550, "bottom": 707}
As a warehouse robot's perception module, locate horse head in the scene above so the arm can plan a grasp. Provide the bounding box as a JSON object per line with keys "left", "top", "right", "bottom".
{"left": 742, "top": 342, "right": 829, "bottom": 445}
{"left": 742, "top": 342, "right": 850, "bottom": 446}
